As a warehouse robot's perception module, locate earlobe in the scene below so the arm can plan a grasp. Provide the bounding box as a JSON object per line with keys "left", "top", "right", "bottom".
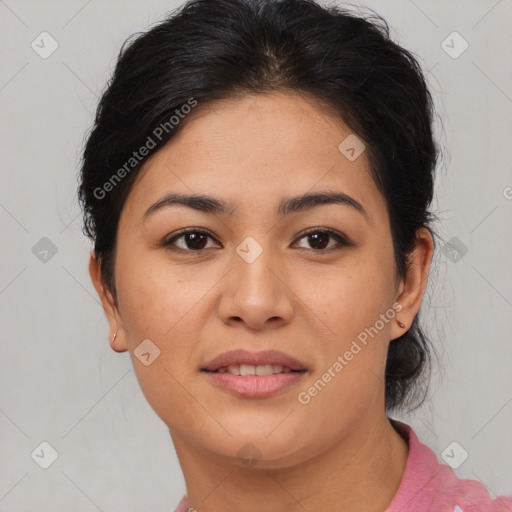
{"left": 88, "top": 251, "right": 129, "bottom": 353}
{"left": 109, "top": 329, "right": 128, "bottom": 353}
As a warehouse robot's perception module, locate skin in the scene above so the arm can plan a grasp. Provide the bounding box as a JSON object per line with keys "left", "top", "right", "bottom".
{"left": 89, "top": 90, "right": 434, "bottom": 512}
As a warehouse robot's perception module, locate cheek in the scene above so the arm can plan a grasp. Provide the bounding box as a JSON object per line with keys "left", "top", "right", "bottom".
{"left": 114, "top": 257, "right": 216, "bottom": 426}
{"left": 292, "top": 249, "right": 396, "bottom": 350}
{"left": 116, "top": 248, "right": 215, "bottom": 342}
{"left": 294, "top": 272, "right": 395, "bottom": 435}
{"left": 291, "top": 249, "right": 395, "bottom": 411}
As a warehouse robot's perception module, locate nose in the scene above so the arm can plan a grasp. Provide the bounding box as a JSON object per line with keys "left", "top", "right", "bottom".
{"left": 217, "top": 242, "right": 294, "bottom": 331}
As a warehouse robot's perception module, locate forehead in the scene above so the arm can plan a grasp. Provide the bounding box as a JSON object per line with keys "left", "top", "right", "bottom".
{"left": 122, "top": 91, "right": 386, "bottom": 226}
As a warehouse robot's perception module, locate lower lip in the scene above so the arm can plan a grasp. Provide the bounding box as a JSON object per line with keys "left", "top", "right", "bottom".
{"left": 201, "top": 370, "right": 307, "bottom": 398}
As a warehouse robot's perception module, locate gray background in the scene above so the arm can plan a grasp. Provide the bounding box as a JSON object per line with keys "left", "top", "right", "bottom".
{"left": 0, "top": 0, "right": 511, "bottom": 510}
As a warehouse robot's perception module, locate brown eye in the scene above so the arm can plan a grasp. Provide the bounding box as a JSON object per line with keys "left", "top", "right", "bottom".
{"left": 294, "top": 228, "right": 350, "bottom": 252}
{"left": 163, "top": 229, "right": 220, "bottom": 252}
{"left": 162, "top": 227, "right": 351, "bottom": 254}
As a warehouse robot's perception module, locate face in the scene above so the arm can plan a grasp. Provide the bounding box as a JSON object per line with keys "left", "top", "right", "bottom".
{"left": 90, "top": 91, "right": 432, "bottom": 468}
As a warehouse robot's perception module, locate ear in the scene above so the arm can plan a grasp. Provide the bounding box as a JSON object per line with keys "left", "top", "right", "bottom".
{"left": 88, "top": 251, "right": 128, "bottom": 353}
{"left": 391, "top": 227, "right": 434, "bottom": 340}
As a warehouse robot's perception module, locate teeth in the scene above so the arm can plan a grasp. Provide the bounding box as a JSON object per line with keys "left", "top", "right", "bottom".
{"left": 216, "top": 364, "right": 295, "bottom": 375}
{"left": 228, "top": 365, "right": 240, "bottom": 375}
{"left": 254, "top": 364, "right": 273, "bottom": 376}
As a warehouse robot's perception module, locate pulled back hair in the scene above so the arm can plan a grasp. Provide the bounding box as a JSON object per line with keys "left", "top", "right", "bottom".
{"left": 78, "top": 0, "right": 440, "bottom": 412}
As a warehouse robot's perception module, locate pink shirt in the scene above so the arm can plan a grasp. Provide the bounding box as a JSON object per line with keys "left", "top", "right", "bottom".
{"left": 173, "top": 421, "right": 512, "bottom": 512}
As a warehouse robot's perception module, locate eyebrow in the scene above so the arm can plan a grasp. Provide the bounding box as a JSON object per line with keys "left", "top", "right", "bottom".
{"left": 142, "top": 190, "right": 367, "bottom": 222}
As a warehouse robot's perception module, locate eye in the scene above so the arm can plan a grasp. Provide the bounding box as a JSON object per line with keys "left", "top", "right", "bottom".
{"left": 293, "top": 227, "right": 350, "bottom": 252}
{"left": 163, "top": 228, "right": 220, "bottom": 252}
{"left": 162, "top": 227, "right": 351, "bottom": 254}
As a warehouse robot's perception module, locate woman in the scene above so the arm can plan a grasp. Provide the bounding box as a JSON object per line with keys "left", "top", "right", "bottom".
{"left": 78, "top": 0, "right": 512, "bottom": 510}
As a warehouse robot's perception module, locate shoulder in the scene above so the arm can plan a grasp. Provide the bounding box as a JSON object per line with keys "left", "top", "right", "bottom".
{"left": 387, "top": 421, "right": 512, "bottom": 512}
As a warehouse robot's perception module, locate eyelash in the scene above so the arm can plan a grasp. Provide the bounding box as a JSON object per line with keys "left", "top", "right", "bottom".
{"left": 162, "top": 227, "right": 351, "bottom": 254}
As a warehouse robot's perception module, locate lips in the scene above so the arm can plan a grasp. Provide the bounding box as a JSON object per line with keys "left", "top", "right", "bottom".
{"left": 201, "top": 349, "right": 307, "bottom": 373}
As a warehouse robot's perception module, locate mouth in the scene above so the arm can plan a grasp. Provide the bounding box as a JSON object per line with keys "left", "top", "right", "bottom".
{"left": 200, "top": 349, "right": 308, "bottom": 398}
{"left": 200, "top": 348, "right": 308, "bottom": 373}
{"left": 202, "top": 364, "right": 305, "bottom": 376}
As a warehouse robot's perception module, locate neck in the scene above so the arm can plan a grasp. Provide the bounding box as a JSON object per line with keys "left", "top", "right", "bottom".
{"left": 171, "top": 413, "right": 409, "bottom": 512}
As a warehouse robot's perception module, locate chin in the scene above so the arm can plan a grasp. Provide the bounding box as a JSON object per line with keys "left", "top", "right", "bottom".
{"left": 202, "top": 426, "right": 312, "bottom": 468}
